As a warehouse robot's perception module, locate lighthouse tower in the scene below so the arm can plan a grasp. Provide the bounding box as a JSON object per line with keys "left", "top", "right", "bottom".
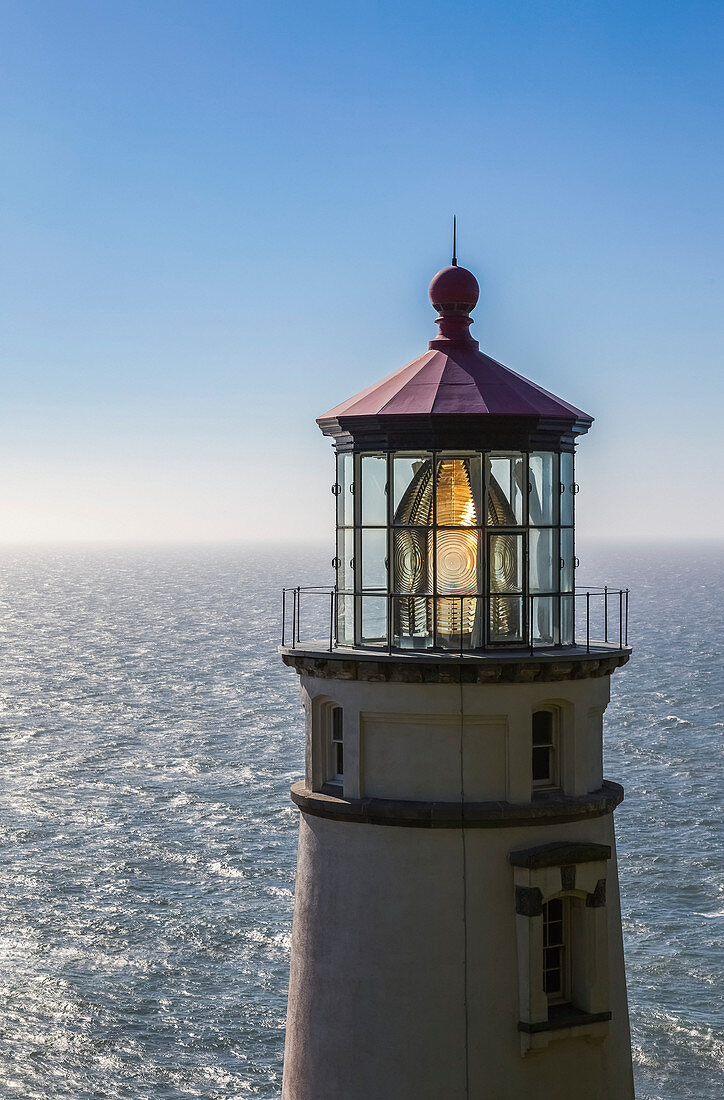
{"left": 280, "top": 255, "right": 634, "bottom": 1100}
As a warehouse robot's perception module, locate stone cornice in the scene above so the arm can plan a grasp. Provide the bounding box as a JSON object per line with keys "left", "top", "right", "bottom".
{"left": 280, "top": 645, "right": 630, "bottom": 684}
{"left": 290, "top": 780, "right": 624, "bottom": 830}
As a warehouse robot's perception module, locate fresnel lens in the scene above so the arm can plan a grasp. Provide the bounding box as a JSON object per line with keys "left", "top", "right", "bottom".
{"left": 393, "top": 457, "right": 521, "bottom": 646}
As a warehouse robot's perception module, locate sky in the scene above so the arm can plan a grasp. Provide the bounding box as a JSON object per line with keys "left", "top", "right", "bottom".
{"left": 1, "top": 0, "right": 722, "bottom": 545}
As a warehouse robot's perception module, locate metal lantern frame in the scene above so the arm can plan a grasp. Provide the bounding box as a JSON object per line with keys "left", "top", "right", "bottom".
{"left": 332, "top": 447, "right": 578, "bottom": 652}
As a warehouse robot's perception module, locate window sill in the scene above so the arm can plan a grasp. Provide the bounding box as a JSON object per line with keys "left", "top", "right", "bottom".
{"left": 518, "top": 1006, "right": 611, "bottom": 1054}
{"left": 519, "top": 1005, "right": 611, "bottom": 1035}
{"left": 320, "top": 781, "right": 343, "bottom": 797}
{"left": 531, "top": 786, "right": 563, "bottom": 800}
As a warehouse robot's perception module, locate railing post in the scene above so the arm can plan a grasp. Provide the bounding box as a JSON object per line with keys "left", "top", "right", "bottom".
{"left": 282, "top": 589, "right": 286, "bottom": 647}
{"left": 619, "top": 589, "right": 623, "bottom": 651}
{"left": 625, "top": 588, "right": 629, "bottom": 647}
{"left": 329, "top": 591, "right": 334, "bottom": 652}
{"left": 291, "top": 588, "right": 297, "bottom": 650}
{"left": 387, "top": 595, "right": 393, "bottom": 656}
{"left": 460, "top": 596, "right": 464, "bottom": 658}
{"left": 586, "top": 591, "right": 590, "bottom": 654}
{"left": 296, "top": 586, "right": 301, "bottom": 644}
{"left": 604, "top": 585, "right": 608, "bottom": 643}
{"left": 529, "top": 594, "right": 534, "bottom": 656}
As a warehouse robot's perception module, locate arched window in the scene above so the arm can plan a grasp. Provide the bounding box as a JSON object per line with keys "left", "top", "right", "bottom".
{"left": 532, "top": 708, "right": 559, "bottom": 790}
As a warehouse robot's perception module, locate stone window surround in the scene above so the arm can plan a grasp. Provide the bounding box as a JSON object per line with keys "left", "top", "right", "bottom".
{"left": 310, "top": 696, "right": 346, "bottom": 796}
{"left": 510, "top": 841, "right": 611, "bottom": 1054}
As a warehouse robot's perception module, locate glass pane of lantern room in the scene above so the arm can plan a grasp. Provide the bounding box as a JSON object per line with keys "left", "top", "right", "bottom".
{"left": 435, "top": 527, "right": 481, "bottom": 595}
{"left": 531, "top": 595, "right": 559, "bottom": 647}
{"left": 360, "top": 595, "right": 387, "bottom": 646}
{"left": 489, "top": 596, "right": 524, "bottom": 644}
{"left": 529, "top": 528, "right": 556, "bottom": 594}
{"left": 560, "top": 452, "right": 574, "bottom": 526}
{"left": 392, "top": 528, "right": 430, "bottom": 594}
{"left": 436, "top": 596, "right": 479, "bottom": 650}
{"left": 488, "top": 534, "right": 524, "bottom": 643}
{"left": 560, "top": 528, "right": 574, "bottom": 593}
{"left": 336, "top": 528, "right": 355, "bottom": 594}
{"left": 560, "top": 593, "right": 574, "bottom": 645}
{"left": 361, "top": 528, "right": 387, "bottom": 590}
{"left": 361, "top": 455, "right": 387, "bottom": 526}
{"left": 393, "top": 456, "right": 433, "bottom": 524}
{"left": 337, "top": 454, "right": 355, "bottom": 527}
{"left": 435, "top": 455, "right": 482, "bottom": 526}
{"left": 337, "top": 594, "right": 355, "bottom": 646}
{"left": 392, "top": 595, "right": 433, "bottom": 649}
{"left": 529, "top": 453, "right": 557, "bottom": 526}
{"left": 489, "top": 534, "right": 524, "bottom": 593}
{"left": 487, "top": 455, "right": 524, "bottom": 526}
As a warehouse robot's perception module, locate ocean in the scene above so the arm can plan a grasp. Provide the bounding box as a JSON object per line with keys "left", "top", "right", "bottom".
{"left": 0, "top": 542, "right": 721, "bottom": 1099}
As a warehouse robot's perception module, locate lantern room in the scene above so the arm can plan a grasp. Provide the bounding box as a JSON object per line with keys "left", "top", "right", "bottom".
{"left": 317, "top": 260, "right": 594, "bottom": 652}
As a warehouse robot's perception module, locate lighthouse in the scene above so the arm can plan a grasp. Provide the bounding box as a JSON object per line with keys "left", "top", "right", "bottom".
{"left": 279, "top": 253, "right": 634, "bottom": 1099}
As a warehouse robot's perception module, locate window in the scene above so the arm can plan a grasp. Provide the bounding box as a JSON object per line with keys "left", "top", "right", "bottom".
{"left": 329, "top": 706, "right": 344, "bottom": 785}
{"left": 532, "top": 709, "right": 558, "bottom": 790}
{"left": 511, "top": 841, "right": 612, "bottom": 1048}
{"left": 312, "top": 699, "right": 348, "bottom": 794}
{"left": 543, "top": 898, "right": 570, "bottom": 1004}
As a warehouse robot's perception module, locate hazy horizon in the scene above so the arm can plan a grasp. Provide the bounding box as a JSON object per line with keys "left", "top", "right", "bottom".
{"left": 0, "top": 535, "right": 721, "bottom": 547}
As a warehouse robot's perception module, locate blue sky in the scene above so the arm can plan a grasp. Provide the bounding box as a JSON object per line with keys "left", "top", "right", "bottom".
{"left": 1, "top": 0, "right": 722, "bottom": 543}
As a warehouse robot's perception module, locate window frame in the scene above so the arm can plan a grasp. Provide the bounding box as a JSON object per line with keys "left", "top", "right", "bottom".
{"left": 531, "top": 707, "right": 560, "bottom": 792}
{"left": 329, "top": 705, "right": 344, "bottom": 787}
{"left": 542, "top": 896, "right": 572, "bottom": 1005}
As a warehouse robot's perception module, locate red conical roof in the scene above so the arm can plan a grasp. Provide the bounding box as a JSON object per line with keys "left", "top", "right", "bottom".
{"left": 317, "top": 261, "right": 593, "bottom": 451}
{"left": 319, "top": 345, "right": 591, "bottom": 421}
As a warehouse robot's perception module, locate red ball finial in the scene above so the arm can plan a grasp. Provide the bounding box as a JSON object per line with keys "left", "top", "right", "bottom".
{"left": 429, "top": 265, "right": 480, "bottom": 314}
{"left": 428, "top": 261, "right": 480, "bottom": 350}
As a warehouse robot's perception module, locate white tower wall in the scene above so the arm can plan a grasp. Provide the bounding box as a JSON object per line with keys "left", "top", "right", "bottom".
{"left": 281, "top": 651, "right": 634, "bottom": 1100}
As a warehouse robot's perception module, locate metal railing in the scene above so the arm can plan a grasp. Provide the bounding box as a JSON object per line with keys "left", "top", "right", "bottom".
{"left": 281, "top": 586, "right": 629, "bottom": 655}
{"left": 281, "top": 587, "right": 337, "bottom": 652}
{"left": 572, "top": 586, "right": 629, "bottom": 655}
